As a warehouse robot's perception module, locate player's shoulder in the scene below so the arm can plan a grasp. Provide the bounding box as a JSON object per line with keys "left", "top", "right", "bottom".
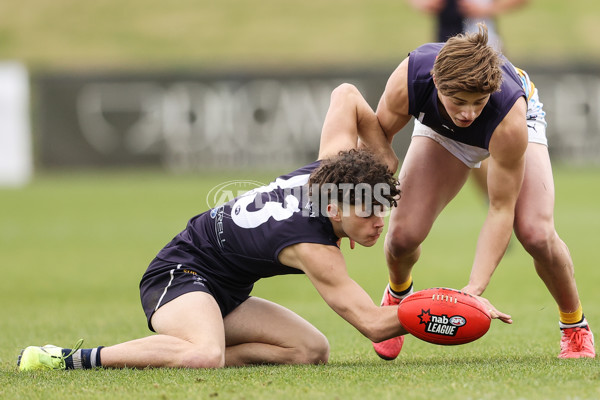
{"left": 489, "top": 97, "right": 528, "bottom": 158}
{"left": 381, "top": 57, "right": 411, "bottom": 112}
{"left": 408, "top": 42, "right": 443, "bottom": 72}
{"left": 410, "top": 42, "right": 444, "bottom": 58}
{"left": 264, "top": 160, "right": 321, "bottom": 194}
{"left": 389, "top": 42, "right": 442, "bottom": 87}
{"left": 495, "top": 96, "right": 527, "bottom": 131}
{"left": 281, "top": 160, "right": 322, "bottom": 179}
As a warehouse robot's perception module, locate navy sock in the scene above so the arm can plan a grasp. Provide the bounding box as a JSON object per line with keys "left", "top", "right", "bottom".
{"left": 61, "top": 347, "right": 104, "bottom": 369}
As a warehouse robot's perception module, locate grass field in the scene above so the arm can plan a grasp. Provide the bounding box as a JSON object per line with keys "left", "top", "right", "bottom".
{"left": 2, "top": 0, "right": 599, "bottom": 398}
{"left": 1, "top": 165, "right": 599, "bottom": 399}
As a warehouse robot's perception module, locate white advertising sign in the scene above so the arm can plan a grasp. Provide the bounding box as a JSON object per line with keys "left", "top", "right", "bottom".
{"left": 0, "top": 62, "right": 32, "bottom": 186}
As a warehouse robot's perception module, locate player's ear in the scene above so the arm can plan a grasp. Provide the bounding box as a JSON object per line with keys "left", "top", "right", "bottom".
{"left": 327, "top": 203, "right": 341, "bottom": 222}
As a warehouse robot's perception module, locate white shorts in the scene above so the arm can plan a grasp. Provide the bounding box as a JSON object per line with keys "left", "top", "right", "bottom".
{"left": 412, "top": 78, "right": 548, "bottom": 169}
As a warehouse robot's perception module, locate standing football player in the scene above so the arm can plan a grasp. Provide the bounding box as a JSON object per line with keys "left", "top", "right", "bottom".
{"left": 371, "top": 24, "right": 595, "bottom": 360}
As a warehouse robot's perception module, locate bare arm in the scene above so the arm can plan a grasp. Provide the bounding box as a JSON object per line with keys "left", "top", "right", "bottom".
{"left": 376, "top": 57, "right": 414, "bottom": 143}
{"left": 406, "top": 0, "right": 446, "bottom": 14}
{"left": 458, "top": 0, "right": 529, "bottom": 19}
{"left": 463, "top": 97, "right": 528, "bottom": 302}
{"left": 318, "top": 83, "right": 398, "bottom": 173}
{"left": 278, "top": 242, "right": 407, "bottom": 343}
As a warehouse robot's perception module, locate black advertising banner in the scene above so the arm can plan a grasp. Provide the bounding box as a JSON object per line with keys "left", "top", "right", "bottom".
{"left": 35, "top": 70, "right": 395, "bottom": 170}
{"left": 34, "top": 66, "right": 600, "bottom": 170}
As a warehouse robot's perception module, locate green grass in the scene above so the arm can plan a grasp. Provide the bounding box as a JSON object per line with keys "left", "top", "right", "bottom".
{"left": 1, "top": 166, "right": 599, "bottom": 399}
{"left": 1, "top": 0, "right": 600, "bottom": 70}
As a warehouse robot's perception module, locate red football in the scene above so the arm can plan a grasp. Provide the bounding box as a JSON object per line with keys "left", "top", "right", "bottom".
{"left": 397, "top": 287, "right": 491, "bottom": 345}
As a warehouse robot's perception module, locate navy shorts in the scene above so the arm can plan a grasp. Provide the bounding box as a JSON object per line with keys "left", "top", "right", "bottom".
{"left": 140, "top": 258, "right": 252, "bottom": 332}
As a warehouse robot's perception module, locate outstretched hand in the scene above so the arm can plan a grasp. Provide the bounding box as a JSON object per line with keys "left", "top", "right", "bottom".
{"left": 462, "top": 287, "right": 513, "bottom": 324}
{"left": 477, "top": 295, "right": 512, "bottom": 324}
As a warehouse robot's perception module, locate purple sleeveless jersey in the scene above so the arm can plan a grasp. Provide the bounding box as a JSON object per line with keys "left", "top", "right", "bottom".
{"left": 152, "top": 161, "right": 339, "bottom": 289}
{"left": 407, "top": 42, "right": 525, "bottom": 149}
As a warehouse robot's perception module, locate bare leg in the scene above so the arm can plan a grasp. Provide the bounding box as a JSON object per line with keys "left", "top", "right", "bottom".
{"left": 514, "top": 144, "right": 580, "bottom": 312}
{"left": 99, "top": 292, "right": 227, "bottom": 368}
{"left": 224, "top": 297, "right": 329, "bottom": 366}
{"left": 385, "top": 136, "right": 471, "bottom": 285}
{"left": 470, "top": 158, "right": 489, "bottom": 200}
{"left": 99, "top": 293, "right": 328, "bottom": 369}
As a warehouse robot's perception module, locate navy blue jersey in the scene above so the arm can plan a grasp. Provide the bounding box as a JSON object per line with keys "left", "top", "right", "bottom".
{"left": 437, "top": 0, "right": 463, "bottom": 41}
{"left": 407, "top": 42, "right": 525, "bottom": 149}
{"left": 152, "top": 161, "right": 339, "bottom": 290}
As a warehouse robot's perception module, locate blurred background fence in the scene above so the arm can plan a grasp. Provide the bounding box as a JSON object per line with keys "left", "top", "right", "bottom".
{"left": 33, "top": 65, "right": 600, "bottom": 172}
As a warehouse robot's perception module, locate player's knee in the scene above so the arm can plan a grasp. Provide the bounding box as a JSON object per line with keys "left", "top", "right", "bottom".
{"left": 291, "top": 332, "right": 329, "bottom": 365}
{"left": 385, "top": 227, "right": 424, "bottom": 259}
{"left": 514, "top": 219, "right": 554, "bottom": 258}
{"left": 180, "top": 346, "right": 225, "bottom": 369}
{"left": 331, "top": 83, "right": 359, "bottom": 99}
{"left": 303, "top": 334, "right": 330, "bottom": 365}
{"left": 330, "top": 83, "right": 362, "bottom": 107}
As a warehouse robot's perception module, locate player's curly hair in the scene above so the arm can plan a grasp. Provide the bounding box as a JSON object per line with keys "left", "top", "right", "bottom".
{"left": 309, "top": 148, "right": 400, "bottom": 209}
{"left": 432, "top": 23, "right": 503, "bottom": 96}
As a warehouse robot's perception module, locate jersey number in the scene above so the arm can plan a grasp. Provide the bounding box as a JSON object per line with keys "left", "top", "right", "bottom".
{"left": 231, "top": 174, "right": 310, "bottom": 229}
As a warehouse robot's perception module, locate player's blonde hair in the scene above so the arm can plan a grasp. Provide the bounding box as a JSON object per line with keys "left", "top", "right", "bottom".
{"left": 432, "top": 23, "right": 503, "bottom": 96}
